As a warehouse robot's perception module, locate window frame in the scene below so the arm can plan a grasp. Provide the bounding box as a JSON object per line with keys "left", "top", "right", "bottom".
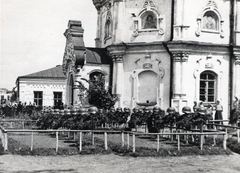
{"left": 33, "top": 91, "right": 43, "bottom": 106}
{"left": 53, "top": 92, "right": 62, "bottom": 107}
{"left": 199, "top": 71, "right": 217, "bottom": 103}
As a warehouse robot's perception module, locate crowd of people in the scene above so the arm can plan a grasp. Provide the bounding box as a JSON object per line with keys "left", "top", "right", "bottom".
{"left": 36, "top": 104, "right": 215, "bottom": 133}
{"left": 0, "top": 101, "right": 41, "bottom": 118}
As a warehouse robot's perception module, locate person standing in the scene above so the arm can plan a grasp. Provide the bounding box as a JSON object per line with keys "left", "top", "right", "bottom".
{"left": 214, "top": 100, "right": 223, "bottom": 124}
{"left": 230, "top": 96, "right": 239, "bottom": 126}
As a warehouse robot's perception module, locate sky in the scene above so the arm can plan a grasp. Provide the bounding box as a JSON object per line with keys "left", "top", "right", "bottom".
{"left": 0, "top": 0, "right": 97, "bottom": 90}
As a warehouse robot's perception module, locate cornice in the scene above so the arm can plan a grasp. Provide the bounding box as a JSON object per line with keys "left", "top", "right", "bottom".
{"left": 165, "top": 41, "right": 230, "bottom": 55}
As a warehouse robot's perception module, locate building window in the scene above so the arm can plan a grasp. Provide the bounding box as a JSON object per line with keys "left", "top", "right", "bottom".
{"left": 53, "top": 92, "right": 62, "bottom": 108}
{"left": 199, "top": 71, "right": 217, "bottom": 103}
{"left": 34, "top": 91, "right": 43, "bottom": 106}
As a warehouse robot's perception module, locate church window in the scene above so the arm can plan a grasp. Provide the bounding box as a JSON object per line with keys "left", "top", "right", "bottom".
{"left": 34, "top": 91, "right": 43, "bottom": 106}
{"left": 89, "top": 71, "right": 106, "bottom": 104}
{"left": 199, "top": 71, "right": 217, "bottom": 103}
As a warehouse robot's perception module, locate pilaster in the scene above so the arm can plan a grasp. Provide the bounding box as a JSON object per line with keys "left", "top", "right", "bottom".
{"left": 111, "top": 54, "right": 124, "bottom": 107}
{"left": 172, "top": 52, "right": 189, "bottom": 99}
{"left": 234, "top": 54, "right": 240, "bottom": 98}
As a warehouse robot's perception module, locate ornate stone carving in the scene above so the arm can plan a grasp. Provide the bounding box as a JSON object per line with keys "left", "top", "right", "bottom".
{"left": 62, "top": 29, "right": 76, "bottom": 74}
{"left": 172, "top": 52, "right": 189, "bottom": 62}
{"left": 62, "top": 20, "right": 85, "bottom": 75}
{"left": 143, "top": 0, "right": 156, "bottom": 9}
{"left": 112, "top": 54, "right": 123, "bottom": 63}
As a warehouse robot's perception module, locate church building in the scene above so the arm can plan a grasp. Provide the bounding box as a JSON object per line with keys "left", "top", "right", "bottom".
{"left": 62, "top": 0, "right": 240, "bottom": 120}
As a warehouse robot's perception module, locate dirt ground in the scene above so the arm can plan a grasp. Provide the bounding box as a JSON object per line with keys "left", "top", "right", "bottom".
{"left": 0, "top": 153, "right": 240, "bottom": 173}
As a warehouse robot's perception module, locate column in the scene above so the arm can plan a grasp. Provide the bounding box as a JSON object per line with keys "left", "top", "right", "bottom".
{"left": 234, "top": 55, "right": 240, "bottom": 98}
{"left": 112, "top": 57, "right": 117, "bottom": 94}
{"left": 172, "top": 53, "right": 182, "bottom": 98}
{"left": 95, "top": 10, "right": 101, "bottom": 48}
{"left": 115, "top": 55, "right": 124, "bottom": 107}
{"left": 181, "top": 53, "right": 189, "bottom": 98}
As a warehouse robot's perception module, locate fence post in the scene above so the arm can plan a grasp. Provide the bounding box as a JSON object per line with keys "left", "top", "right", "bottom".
{"left": 0, "top": 129, "right": 4, "bottom": 150}
{"left": 79, "top": 132, "right": 82, "bottom": 151}
{"left": 132, "top": 133, "right": 135, "bottom": 153}
{"left": 177, "top": 135, "right": 180, "bottom": 151}
{"left": 22, "top": 121, "right": 25, "bottom": 129}
{"left": 104, "top": 132, "right": 107, "bottom": 150}
{"left": 127, "top": 133, "right": 129, "bottom": 149}
{"left": 223, "top": 132, "right": 227, "bottom": 150}
{"left": 200, "top": 134, "right": 204, "bottom": 150}
{"left": 4, "top": 132, "right": 8, "bottom": 151}
{"left": 56, "top": 131, "right": 59, "bottom": 152}
{"left": 30, "top": 132, "right": 34, "bottom": 151}
{"left": 157, "top": 134, "right": 159, "bottom": 152}
{"left": 237, "top": 129, "right": 240, "bottom": 143}
{"left": 92, "top": 132, "right": 95, "bottom": 145}
{"left": 121, "top": 132, "right": 124, "bottom": 147}
{"left": 10, "top": 122, "right": 13, "bottom": 128}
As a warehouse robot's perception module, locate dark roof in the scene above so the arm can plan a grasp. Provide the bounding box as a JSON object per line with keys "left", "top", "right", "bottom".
{"left": 18, "top": 65, "right": 66, "bottom": 79}
{"left": 86, "top": 48, "right": 111, "bottom": 64}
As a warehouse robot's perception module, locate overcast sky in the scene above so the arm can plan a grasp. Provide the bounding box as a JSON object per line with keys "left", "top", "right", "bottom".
{"left": 0, "top": 0, "right": 97, "bottom": 90}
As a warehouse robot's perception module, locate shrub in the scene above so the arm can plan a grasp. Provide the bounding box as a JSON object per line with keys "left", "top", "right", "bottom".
{"left": 0, "top": 138, "right": 4, "bottom": 155}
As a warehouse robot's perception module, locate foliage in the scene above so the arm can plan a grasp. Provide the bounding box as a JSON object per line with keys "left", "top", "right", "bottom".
{"left": 226, "top": 138, "right": 240, "bottom": 154}
{"left": 76, "top": 78, "right": 118, "bottom": 110}
{"left": 0, "top": 138, "right": 4, "bottom": 155}
{"left": 10, "top": 87, "right": 17, "bottom": 103}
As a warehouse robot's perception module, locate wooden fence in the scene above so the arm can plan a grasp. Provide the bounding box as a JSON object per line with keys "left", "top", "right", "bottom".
{"left": 0, "top": 126, "right": 229, "bottom": 153}
{"left": 0, "top": 119, "right": 37, "bottom": 129}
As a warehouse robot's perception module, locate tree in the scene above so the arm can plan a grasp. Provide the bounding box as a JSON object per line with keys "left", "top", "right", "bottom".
{"left": 76, "top": 77, "right": 118, "bottom": 110}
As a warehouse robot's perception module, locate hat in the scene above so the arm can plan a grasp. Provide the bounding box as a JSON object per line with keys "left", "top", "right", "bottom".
{"left": 182, "top": 106, "right": 191, "bottom": 114}
{"left": 197, "top": 107, "right": 206, "bottom": 115}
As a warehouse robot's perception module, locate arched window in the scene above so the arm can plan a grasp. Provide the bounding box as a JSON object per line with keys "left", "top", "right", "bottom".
{"left": 89, "top": 71, "right": 105, "bottom": 89}
{"left": 199, "top": 71, "right": 217, "bottom": 103}
{"left": 202, "top": 11, "right": 219, "bottom": 31}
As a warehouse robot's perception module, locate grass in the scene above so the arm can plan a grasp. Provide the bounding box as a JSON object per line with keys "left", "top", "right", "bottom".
{"left": 4, "top": 134, "right": 233, "bottom": 157}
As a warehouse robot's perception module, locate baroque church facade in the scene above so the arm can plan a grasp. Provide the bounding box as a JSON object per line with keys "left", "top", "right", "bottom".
{"left": 62, "top": 0, "right": 240, "bottom": 120}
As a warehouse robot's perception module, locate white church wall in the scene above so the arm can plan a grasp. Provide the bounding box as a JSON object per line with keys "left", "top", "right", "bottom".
{"left": 181, "top": 0, "right": 230, "bottom": 44}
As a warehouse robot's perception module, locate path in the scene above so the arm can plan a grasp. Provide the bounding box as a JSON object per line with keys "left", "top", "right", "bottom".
{"left": 0, "top": 153, "right": 240, "bottom": 173}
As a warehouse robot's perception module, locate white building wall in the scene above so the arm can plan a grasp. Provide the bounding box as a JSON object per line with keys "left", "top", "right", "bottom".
{"left": 18, "top": 78, "right": 66, "bottom": 107}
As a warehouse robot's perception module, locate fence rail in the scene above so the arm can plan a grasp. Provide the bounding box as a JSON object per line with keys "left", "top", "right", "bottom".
{"left": 0, "top": 126, "right": 229, "bottom": 153}
{"left": 0, "top": 119, "right": 37, "bottom": 129}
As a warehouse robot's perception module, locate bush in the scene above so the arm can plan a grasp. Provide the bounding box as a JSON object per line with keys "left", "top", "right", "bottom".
{"left": 227, "top": 138, "right": 240, "bottom": 154}
{"left": 0, "top": 138, "right": 4, "bottom": 155}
